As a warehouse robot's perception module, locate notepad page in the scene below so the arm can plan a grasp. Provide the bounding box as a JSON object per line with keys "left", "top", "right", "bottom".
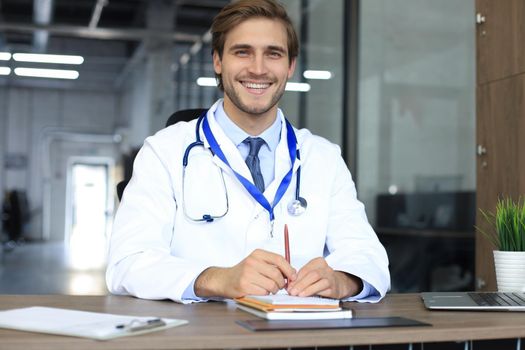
{"left": 244, "top": 294, "right": 340, "bottom": 306}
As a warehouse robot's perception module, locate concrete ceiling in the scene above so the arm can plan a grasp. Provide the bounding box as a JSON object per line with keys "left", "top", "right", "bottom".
{"left": 0, "top": 0, "right": 228, "bottom": 88}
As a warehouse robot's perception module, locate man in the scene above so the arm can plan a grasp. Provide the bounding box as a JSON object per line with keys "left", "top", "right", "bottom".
{"left": 106, "top": 0, "right": 390, "bottom": 304}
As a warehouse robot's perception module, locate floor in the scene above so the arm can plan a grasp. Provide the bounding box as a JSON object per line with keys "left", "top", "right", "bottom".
{"left": 0, "top": 241, "right": 107, "bottom": 295}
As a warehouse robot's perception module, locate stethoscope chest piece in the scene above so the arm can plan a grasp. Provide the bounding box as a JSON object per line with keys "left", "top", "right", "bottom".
{"left": 287, "top": 197, "right": 307, "bottom": 216}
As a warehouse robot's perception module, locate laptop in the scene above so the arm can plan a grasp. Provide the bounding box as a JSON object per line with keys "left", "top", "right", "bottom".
{"left": 421, "top": 292, "right": 525, "bottom": 311}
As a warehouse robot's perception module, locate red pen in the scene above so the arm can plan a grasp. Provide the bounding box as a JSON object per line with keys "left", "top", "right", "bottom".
{"left": 284, "top": 224, "right": 290, "bottom": 289}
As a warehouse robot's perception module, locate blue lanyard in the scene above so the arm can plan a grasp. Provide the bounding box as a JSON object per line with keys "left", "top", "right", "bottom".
{"left": 201, "top": 115, "right": 297, "bottom": 221}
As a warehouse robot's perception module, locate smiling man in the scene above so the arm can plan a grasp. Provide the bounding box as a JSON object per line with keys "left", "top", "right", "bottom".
{"left": 106, "top": 0, "right": 390, "bottom": 304}
{"left": 213, "top": 16, "right": 294, "bottom": 135}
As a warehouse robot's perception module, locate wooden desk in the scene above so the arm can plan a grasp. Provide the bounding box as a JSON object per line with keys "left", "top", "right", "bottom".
{"left": 1, "top": 294, "right": 524, "bottom": 350}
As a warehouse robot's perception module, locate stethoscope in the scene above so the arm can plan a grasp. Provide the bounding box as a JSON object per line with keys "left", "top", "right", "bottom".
{"left": 182, "top": 112, "right": 308, "bottom": 223}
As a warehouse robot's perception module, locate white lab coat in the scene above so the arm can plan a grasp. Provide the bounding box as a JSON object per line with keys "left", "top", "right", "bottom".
{"left": 106, "top": 100, "right": 390, "bottom": 303}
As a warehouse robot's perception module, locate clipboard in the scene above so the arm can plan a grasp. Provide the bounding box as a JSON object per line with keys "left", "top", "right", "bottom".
{"left": 236, "top": 316, "right": 430, "bottom": 331}
{"left": 0, "top": 306, "right": 188, "bottom": 341}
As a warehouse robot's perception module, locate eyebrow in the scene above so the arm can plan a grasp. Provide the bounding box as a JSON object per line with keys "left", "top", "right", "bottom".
{"left": 267, "top": 45, "right": 287, "bottom": 54}
{"left": 228, "top": 44, "right": 287, "bottom": 54}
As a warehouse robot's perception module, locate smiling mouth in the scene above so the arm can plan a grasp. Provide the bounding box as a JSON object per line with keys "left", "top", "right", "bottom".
{"left": 241, "top": 81, "right": 272, "bottom": 90}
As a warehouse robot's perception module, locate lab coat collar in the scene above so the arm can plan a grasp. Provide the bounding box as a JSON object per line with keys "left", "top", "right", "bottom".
{"left": 202, "top": 99, "right": 301, "bottom": 206}
{"left": 214, "top": 101, "right": 281, "bottom": 153}
{"left": 204, "top": 100, "right": 252, "bottom": 181}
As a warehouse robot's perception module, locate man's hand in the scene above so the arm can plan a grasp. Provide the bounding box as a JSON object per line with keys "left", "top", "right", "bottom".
{"left": 286, "top": 257, "right": 363, "bottom": 299}
{"left": 194, "top": 249, "right": 296, "bottom": 299}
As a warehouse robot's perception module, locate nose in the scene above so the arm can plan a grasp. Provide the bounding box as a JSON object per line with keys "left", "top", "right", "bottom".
{"left": 247, "top": 53, "right": 267, "bottom": 76}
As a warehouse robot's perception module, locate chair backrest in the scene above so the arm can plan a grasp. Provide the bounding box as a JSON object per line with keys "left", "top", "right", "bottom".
{"left": 3, "top": 190, "right": 30, "bottom": 241}
{"left": 116, "top": 108, "right": 207, "bottom": 201}
{"left": 116, "top": 180, "right": 129, "bottom": 202}
{"left": 165, "top": 108, "right": 207, "bottom": 127}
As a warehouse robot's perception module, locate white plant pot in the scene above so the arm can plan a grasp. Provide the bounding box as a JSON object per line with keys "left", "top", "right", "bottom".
{"left": 493, "top": 250, "right": 525, "bottom": 292}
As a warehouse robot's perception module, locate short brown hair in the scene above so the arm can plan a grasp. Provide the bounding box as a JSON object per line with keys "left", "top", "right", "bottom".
{"left": 211, "top": 0, "right": 299, "bottom": 90}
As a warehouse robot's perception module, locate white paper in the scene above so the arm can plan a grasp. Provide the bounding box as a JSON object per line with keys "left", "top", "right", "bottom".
{"left": 0, "top": 306, "right": 188, "bottom": 341}
{"left": 244, "top": 294, "right": 340, "bottom": 306}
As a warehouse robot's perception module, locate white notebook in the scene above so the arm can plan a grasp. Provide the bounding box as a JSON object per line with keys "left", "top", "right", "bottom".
{"left": 237, "top": 304, "right": 353, "bottom": 320}
{"left": 243, "top": 294, "right": 340, "bottom": 306}
{"left": 0, "top": 306, "right": 188, "bottom": 341}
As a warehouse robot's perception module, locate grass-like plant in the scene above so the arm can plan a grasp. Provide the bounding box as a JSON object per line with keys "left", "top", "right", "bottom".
{"left": 479, "top": 198, "right": 525, "bottom": 251}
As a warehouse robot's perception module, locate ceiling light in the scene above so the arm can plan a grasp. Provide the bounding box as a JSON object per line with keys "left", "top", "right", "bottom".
{"left": 196, "top": 77, "right": 217, "bottom": 87}
{"left": 285, "top": 82, "right": 311, "bottom": 92}
{"left": 0, "top": 67, "right": 11, "bottom": 75}
{"left": 13, "top": 53, "right": 84, "bottom": 65}
{"left": 0, "top": 52, "right": 11, "bottom": 61}
{"left": 14, "top": 68, "right": 79, "bottom": 79}
{"left": 190, "top": 41, "right": 203, "bottom": 55}
{"left": 180, "top": 53, "right": 191, "bottom": 65}
{"left": 303, "top": 70, "right": 332, "bottom": 80}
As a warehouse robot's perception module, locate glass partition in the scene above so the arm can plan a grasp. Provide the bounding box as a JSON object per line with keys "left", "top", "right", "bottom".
{"left": 357, "top": 0, "right": 476, "bottom": 292}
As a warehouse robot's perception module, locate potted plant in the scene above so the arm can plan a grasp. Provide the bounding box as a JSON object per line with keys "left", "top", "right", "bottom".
{"left": 479, "top": 198, "right": 525, "bottom": 292}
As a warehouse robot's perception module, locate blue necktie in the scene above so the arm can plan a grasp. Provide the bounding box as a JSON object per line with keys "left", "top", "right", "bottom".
{"left": 244, "top": 137, "right": 265, "bottom": 193}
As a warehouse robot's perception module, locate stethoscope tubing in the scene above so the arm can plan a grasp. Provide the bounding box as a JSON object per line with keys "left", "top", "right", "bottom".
{"left": 182, "top": 113, "right": 306, "bottom": 220}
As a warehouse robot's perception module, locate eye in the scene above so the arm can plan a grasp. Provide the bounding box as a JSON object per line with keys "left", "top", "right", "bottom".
{"left": 268, "top": 51, "right": 284, "bottom": 59}
{"left": 234, "top": 49, "right": 249, "bottom": 57}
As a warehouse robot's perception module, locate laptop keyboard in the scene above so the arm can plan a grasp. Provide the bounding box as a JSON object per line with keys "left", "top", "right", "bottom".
{"left": 468, "top": 292, "right": 525, "bottom": 307}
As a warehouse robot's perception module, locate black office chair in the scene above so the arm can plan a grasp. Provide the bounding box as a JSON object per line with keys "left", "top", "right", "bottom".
{"left": 116, "top": 108, "right": 207, "bottom": 201}
{"left": 165, "top": 108, "right": 206, "bottom": 128}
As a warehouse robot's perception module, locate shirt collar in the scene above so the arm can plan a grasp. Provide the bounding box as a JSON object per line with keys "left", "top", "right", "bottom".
{"left": 214, "top": 100, "right": 281, "bottom": 152}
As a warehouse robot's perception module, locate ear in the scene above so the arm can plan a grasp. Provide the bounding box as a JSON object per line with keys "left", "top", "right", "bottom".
{"left": 213, "top": 50, "right": 222, "bottom": 75}
{"left": 287, "top": 57, "right": 297, "bottom": 79}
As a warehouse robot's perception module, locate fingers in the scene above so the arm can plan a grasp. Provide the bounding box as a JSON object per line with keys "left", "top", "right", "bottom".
{"left": 292, "top": 273, "right": 331, "bottom": 297}
{"left": 252, "top": 249, "right": 297, "bottom": 282}
{"left": 288, "top": 268, "right": 327, "bottom": 297}
{"left": 287, "top": 257, "right": 338, "bottom": 298}
{"left": 227, "top": 249, "right": 297, "bottom": 297}
{"left": 243, "top": 258, "right": 284, "bottom": 294}
{"left": 238, "top": 279, "right": 275, "bottom": 296}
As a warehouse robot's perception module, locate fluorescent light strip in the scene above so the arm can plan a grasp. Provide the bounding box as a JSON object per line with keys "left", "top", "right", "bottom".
{"left": 14, "top": 68, "right": 79, "bottom": 80}
{"left": 303, "top": 70, "right": 332, "bottom": 80}
{"left": 0, "top": 67, "right": 11, "bottom": 75}
{"left": 196, "top": 77, "right": 217, "bottom": 87}
{"left": 0, "top": 52, "right": 11, "bottom": 61}
{"left": 285, "top": 82, "right": 310, "bottom": 92}
{"left": 13, "top": 53, "right": 84, "bottom": 65}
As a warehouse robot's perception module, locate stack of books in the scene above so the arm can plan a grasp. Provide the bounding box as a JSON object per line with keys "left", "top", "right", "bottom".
{"left": 235, "top": 294, "right": 353, "bottom": 320}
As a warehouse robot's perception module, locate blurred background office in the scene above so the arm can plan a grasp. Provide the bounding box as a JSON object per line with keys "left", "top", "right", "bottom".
{"left": 0, "top": 0, "right": 476, "bottom": 295}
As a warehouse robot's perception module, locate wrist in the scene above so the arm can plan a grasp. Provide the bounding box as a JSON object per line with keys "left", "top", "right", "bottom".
{"left": 194, "top": 266, "right": 225, "bottom": 298}
{"left": 336, "top": 271, "right": 363, "bottom": 298}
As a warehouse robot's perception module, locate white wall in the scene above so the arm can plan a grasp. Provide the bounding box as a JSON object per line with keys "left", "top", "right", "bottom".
{"left": 120, "top": 63, "right": 151, "bottom": 148}
{"left": 119, "top": 47, "right": 176, "bottom": 148}
{"left": 1, "top": 86, "right": 121, "bottom": 241}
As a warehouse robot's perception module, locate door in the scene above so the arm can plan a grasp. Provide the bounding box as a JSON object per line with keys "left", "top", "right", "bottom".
{"left": 475, "top": 0, "right": 525, "bottom": 290}
{"left": 66, "top": 160, "right": 113, "bottom": 270}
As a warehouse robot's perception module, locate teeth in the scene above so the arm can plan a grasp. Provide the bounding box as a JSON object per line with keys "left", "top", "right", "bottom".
{"left": 243, "top": 82, "right": 270, "bottom": 89}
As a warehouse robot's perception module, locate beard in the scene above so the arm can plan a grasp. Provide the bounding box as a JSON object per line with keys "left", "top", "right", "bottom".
{"left": 222, "top": 75, "right": 287, "bottom": 116}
